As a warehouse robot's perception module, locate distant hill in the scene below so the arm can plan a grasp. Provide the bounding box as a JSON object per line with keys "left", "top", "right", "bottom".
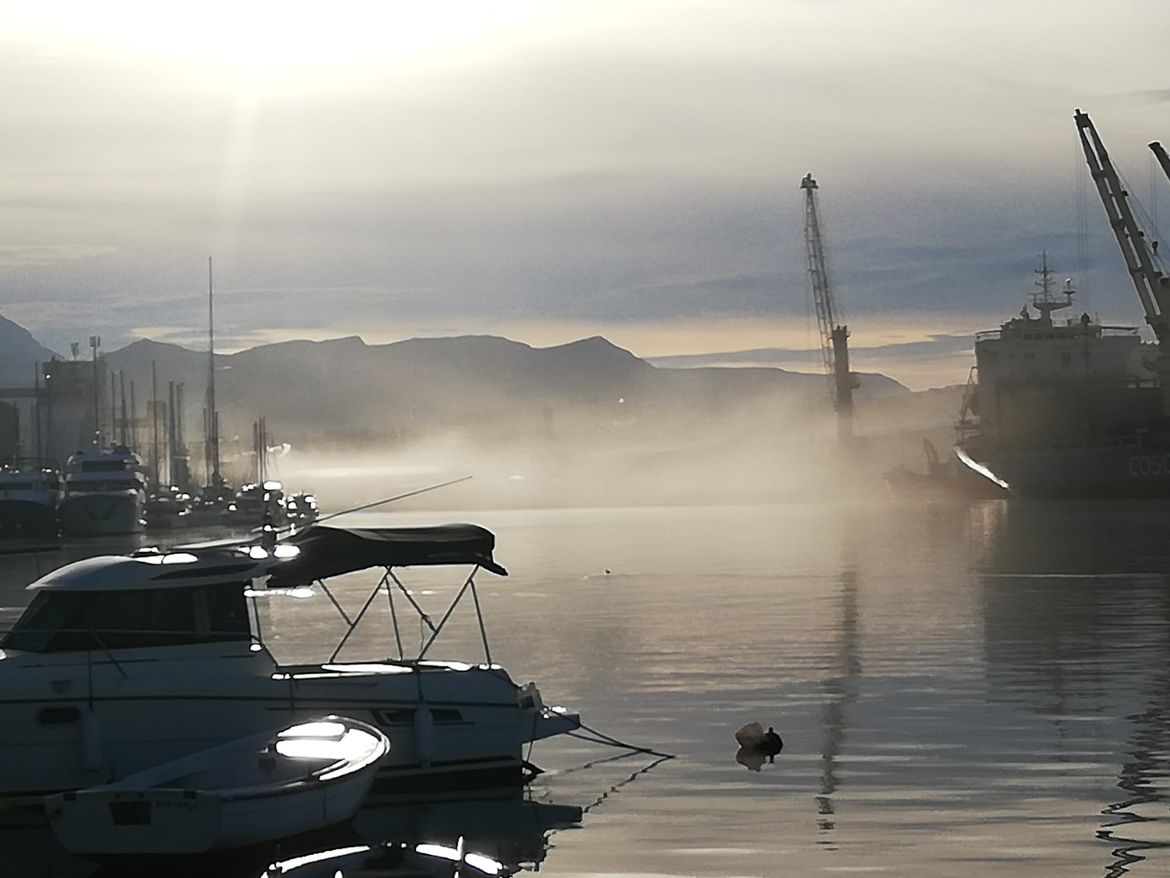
{"left": 0, "top": 312, "right": 933, "bottom": 459}
{"left": 0, "top": 313, "right": 56, "bottom": 386}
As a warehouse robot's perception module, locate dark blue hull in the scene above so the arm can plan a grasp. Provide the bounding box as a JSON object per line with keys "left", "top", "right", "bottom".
{"left": 960, "top": 442, "right": 1170, "bottom": 499}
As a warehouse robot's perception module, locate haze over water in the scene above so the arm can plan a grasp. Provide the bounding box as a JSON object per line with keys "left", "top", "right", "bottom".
{"left": 2, "top": 496, "right": 1169, "bottom": 876}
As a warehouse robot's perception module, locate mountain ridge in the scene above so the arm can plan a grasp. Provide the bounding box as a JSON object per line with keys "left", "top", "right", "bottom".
{"left": 0, "top": 313, "right": 920, "bottom": 454}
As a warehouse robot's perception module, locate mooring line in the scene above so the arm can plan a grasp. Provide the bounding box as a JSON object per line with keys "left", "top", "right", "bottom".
{"left": 566, "top": 720, "right": 675, "bottom": 760}
{"left": 578, "top": 753, "right": 673, "bottom": 815}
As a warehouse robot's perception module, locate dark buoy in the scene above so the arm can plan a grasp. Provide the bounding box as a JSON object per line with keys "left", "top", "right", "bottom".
{"left": 763, "top": 726, "right": 784, "bottom": 755}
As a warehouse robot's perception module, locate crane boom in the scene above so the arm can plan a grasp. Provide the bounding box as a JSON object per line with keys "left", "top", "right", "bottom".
{"left": 801, "top": 173, "right": 855, "bottom": 443}
{"left": 1074, "top": 110, "right": 1170, "bottom": 344}
{"left": 1151, "top": 140, "right": 1170, "bottom": 188}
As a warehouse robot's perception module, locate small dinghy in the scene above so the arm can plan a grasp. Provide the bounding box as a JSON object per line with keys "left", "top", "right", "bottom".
{"left": 45, "top": 716, "right": 389, "bottom": 856}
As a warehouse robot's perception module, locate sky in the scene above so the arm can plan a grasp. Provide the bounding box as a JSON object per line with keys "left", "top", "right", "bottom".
{"left": 1, "top": 0, "right": 1169, "bottom": 389}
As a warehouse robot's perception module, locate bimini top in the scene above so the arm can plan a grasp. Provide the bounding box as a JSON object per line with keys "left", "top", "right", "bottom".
{"left": 28, "top": 549, "right": 284, "bottom": 593}
{"left": 267, "top": 523, "right": 507, "bottom": 586}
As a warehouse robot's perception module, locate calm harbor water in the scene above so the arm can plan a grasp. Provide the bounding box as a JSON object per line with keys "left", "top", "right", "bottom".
{"left": 2, "top": 498, "right": 1170, "bottom": 876}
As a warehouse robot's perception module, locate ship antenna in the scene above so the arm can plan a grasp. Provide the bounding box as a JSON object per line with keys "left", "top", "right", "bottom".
{"left": 1031, "top": 250, "right": 1073, "bottom": 325}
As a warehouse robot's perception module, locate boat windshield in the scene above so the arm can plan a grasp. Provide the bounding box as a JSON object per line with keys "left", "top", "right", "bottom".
{"left": 74, "top": 459, "right": 135, "bottom": 472}
{"left": 1, "top": 582, "right": 251, "bottom": 652}
{"left": 67, "top": 480, "right": 141, "bottom": 493}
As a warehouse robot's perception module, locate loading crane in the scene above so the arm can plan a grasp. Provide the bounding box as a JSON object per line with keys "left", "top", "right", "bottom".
{"left": 1150, "top": 140, "right": 1170, "bottom": 191}
{"left": 1075, "top": 110, "right": 1170, "bottom": 407}
{"left": 1075, "top": 111, "right": 1170, "bottom": 341}
{"left": 801, "top": 173, "right": 858, "bottom": 444}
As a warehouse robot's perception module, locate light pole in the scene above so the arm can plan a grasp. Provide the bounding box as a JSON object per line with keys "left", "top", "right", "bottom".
{"left": 89, "top": 335, "right": 101, "bottom": 445}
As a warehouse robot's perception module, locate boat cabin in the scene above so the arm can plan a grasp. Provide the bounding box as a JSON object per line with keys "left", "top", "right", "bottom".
{"left": 1, "top": 550, "right": 278, "bottom": 654}
{"left": 66, "top": 446, "right": 143, "bottom": 473}
{"left": 2, "top": 524, "right": 509, "bottom": 662}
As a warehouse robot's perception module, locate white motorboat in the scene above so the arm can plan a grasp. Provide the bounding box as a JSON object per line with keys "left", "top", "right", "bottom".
{"left": 0, "top": 462, "right": 61, "bottom": 540}
{"left": 44, "top": 715, "right": 388, "bottom": 856}
{"left": 0, "top": 523, "right": 579, "bottom": 799}
{"left": 60, "top": 446, "right": 147, "bottom": 536}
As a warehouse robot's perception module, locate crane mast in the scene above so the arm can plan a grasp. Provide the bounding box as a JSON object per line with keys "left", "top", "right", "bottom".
{"left": 801, "top": 173, "right": 855, "bottom": 444}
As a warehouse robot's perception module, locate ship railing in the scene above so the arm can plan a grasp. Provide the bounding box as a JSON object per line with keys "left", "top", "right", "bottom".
{"left": 974, "top": 326, "right": 1140, "bottom": 341}
{"left": 992, "top": 374, "right": 1157, "bottom": 388}
{"left": 978, "top": 434, "right": 1148, "bottom": 453}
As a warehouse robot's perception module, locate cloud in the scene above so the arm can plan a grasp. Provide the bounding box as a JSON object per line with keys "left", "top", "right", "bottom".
{"left": 0, "top": 1, "right": 1166, "bottom": 389}
{"left": 0, "top": 243, "right": 115, "bottom": 266}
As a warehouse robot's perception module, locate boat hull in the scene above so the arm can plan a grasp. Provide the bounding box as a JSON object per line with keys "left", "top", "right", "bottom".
{"left": 960, "top": 442, "right": 1170, "bottom": 499}
{"left": 60, "top": 492, "right": 145, "bottom": 536}
{"left": 0, "top": 500, "right": 59, "bottom": 539}
{"left": 0, "top": 653, "right": 577, "bottom": 798}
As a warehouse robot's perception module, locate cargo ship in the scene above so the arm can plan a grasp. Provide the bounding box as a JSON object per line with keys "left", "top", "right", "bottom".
{"left": 957, "top": 111, "right": 1170, "bottom": 498}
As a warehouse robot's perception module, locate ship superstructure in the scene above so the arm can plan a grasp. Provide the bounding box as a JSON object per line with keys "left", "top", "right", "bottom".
{"left": 957, "top": 257, "right": 1164, "bottom": 497}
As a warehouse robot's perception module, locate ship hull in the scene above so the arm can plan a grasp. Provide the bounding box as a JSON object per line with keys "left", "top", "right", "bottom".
{"left": 960, "top": 442, "right": 1170, "bottom": 499}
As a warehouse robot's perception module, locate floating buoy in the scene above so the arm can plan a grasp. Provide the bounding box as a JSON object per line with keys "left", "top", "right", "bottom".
{"left": 734, "top": 721, "right": 783, "bottom": 767}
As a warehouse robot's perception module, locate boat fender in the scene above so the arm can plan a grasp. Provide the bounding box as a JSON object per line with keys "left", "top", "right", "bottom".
{"left": 82, "top": 710, "right": 103, "bottom": 773}
{"left": 413, "top": 704, "right": 434, "bottom": 768}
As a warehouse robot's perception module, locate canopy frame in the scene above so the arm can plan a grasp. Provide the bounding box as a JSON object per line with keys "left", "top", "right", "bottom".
{"left": 317, "top": 563, "right": 492, "bottom": 665}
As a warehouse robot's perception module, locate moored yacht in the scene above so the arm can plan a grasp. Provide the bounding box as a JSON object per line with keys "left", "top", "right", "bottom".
{"left": 0, "top": 462, "right": 62, "bottom": 540}
{"left": 0, "top": 523, "right": 579, "bottom": 799}
{"left": 60, "top": 446, "right": 147, "bottom": 536}
{"left": 226, "top": 479, "right": 287, "bottom": 527}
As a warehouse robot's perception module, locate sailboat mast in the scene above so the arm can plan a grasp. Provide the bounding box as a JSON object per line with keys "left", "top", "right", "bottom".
{"left": 207, "top": 257, "right": 221, "bottom": 485}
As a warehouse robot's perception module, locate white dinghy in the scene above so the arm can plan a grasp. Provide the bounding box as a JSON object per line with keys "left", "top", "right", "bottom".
{"left": 44, "top": 715, "right": 388, "bottom": 856}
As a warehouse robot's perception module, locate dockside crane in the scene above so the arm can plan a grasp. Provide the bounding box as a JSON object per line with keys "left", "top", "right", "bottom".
{"left": 1075, "top": 110, "right": 1170, "bottom": 405}
{"left": 801, "top": 173, "right": 858, "bottom": 445}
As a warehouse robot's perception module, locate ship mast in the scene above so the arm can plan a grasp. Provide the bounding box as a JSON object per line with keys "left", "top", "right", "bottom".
{"left": 206, "top": 257, "right": 221, "bottom": 486}
{"left": 801, "top": 173, "right": 856, "bottom": 445}
{"left": 1030, "top": 250, "right": 1074, "bottom": 327}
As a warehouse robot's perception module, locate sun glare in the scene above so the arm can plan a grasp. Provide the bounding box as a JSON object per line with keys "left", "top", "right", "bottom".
{"left": 9, "top": 1, "right": 574, "bottom": 87}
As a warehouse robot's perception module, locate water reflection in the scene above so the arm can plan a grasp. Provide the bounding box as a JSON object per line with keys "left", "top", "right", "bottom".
{"left": 0, "top": 788, "right": 581, "bottom": 878}
{"left": 816, "top": 567, "right": 861, "bottom": 845}
{"left": 976, "top": 500, "right": 1170, "bottom": 876}
{"left": 1099, "top": 656, "right": 1170, "bottom": 876}
{"left": 13, "top": 501, "right": 1170, "bottom": 875}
